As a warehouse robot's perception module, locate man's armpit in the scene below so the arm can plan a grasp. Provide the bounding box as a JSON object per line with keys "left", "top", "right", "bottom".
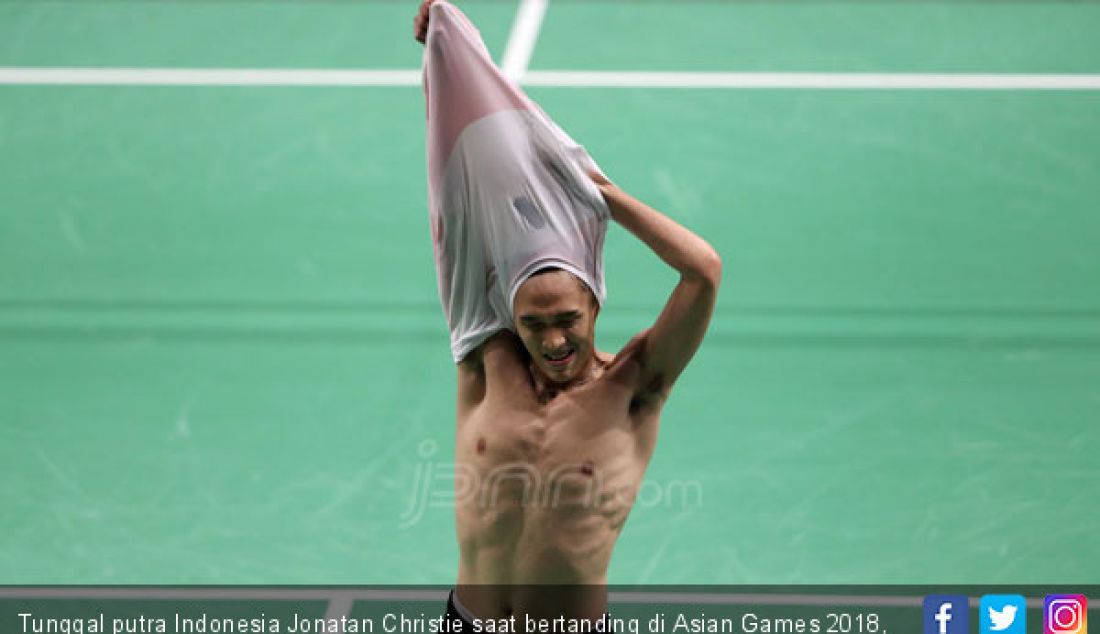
{"left": 456, "top": 350, "right": 487, "bottom": 410}
{"left": 617, "top": 329, "right": 673, "bottom": 406}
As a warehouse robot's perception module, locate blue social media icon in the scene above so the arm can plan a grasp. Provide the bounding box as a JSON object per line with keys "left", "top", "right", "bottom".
{"left": 925, "top": 595, "right": 970, "bottom": 634}
{"left": 981, "top": 595, "right": 1026, "bottom": 634}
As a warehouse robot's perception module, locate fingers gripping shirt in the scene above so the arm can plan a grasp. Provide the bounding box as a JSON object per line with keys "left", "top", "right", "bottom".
{"left": 422, "top": 0, "right": 610, "bottom": 363}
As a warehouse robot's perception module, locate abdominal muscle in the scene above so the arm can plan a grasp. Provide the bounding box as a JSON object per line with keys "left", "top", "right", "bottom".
{"left": 453, "top": 376, "right": 651, "bottom": 618}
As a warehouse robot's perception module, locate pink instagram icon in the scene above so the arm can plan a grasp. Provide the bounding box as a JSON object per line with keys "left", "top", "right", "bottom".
{"left": 1045, "top": 595, "right": 1088, "bottom": 634}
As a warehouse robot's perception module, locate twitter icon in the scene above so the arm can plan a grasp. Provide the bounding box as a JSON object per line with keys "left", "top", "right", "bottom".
{"left": 981, "top": 594, "right": 1027, "bottom": 634}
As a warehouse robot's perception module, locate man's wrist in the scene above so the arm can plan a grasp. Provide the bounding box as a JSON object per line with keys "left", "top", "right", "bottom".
{"left": 599, "top": 184, "right": 631, "bottom": 222}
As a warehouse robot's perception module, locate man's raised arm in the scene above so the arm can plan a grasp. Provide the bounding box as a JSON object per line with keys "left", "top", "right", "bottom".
{"left": 589, "top": 171, "right": 722, "bottom": 398}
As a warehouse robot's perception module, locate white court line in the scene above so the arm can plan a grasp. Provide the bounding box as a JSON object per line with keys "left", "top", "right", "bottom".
{"left": 522, "top": 71, "right": 1100, "bottom": 90}
{"left": 2, "top": 67, "right": 1100, "bottom": 90}
{"left": 0, "top": 587, "right": 1051, "bottom": 609}
{"left": 320, "top": 591, "right": 360, "bottom": 629}
{"left": 0, "top": 587, "right": 923, "bottom": 606}
{"left": 0, "top": 67, "right": 422, "bottom": 86}
{"left": 501, "top": 0, "right": 549, "bottom": 82}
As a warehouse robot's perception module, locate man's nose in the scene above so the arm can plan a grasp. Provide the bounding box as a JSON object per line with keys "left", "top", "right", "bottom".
{"left": 543, "top": 330, "right": 566, "bottom": 350}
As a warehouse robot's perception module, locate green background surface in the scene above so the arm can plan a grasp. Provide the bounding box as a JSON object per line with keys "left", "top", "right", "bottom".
{"left": 1, "top": 0, "right": 1098, "bottom": 584}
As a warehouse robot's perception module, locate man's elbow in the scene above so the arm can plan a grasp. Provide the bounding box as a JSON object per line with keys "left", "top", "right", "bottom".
{"left": 692, "top": 245, "right": 723, "bottom": 289}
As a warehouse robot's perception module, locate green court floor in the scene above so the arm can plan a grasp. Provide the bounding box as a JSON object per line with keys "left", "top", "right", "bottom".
{"left": 1, "top": 1, "right": 1098, "bottom": 584}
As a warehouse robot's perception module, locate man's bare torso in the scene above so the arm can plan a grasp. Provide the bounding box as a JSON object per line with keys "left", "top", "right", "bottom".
{"left": 453, "top": 330, "right": 662, "bottom": 617}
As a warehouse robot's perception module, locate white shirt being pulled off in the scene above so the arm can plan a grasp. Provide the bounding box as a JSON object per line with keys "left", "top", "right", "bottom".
{"left": 422, "top": 0, "right": 610, "bottom": 363}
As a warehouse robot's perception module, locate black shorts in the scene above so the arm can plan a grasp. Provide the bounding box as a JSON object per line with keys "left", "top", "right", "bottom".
{"left": 444, "top": 590, "right": 615, "bottom": 633}
{"left": 445, "top": 589, "right": 477, "bottom": 631}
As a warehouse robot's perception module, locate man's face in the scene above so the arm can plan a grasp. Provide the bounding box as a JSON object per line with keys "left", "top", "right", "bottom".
{"left": 513, "top": 270, "right": 598, "bottom": 385}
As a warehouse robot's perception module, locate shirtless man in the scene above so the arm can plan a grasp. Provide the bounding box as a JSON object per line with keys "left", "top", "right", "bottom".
{"left": 414, "top": 0, "right": 722, "bottom": 623}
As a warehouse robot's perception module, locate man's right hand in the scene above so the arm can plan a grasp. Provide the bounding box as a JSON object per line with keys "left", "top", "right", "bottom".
{"left": 414, "top": 0, "right": 439, "bottom": 44}
{"left": 585, "top": 169, "right": 618, "bottom": 199}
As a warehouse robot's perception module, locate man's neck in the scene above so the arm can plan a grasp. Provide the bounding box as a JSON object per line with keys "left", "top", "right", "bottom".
{"left": 528, "top": 353, "right": 607, "bottom": 403}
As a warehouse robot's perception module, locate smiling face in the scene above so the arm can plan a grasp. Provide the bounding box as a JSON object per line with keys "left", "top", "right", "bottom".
{"left": 512, "top": 269, "right": 599, "bottom": 385}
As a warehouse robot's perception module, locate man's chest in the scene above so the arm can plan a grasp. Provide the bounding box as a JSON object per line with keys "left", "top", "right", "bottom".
{"left": 456, "top": 385, "right": 661, "bottom": 485}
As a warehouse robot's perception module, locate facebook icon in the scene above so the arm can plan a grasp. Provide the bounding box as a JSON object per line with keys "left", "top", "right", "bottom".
{"left": 924, "top": 595, "right": 970, "bottom": 634}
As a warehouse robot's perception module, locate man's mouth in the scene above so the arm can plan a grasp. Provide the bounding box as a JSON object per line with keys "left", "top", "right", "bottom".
{"left": 543, "top": 348, "right": 575, "bottom": 368}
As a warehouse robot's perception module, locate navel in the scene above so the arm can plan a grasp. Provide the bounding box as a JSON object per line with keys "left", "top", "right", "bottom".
{"left": 476, "top": 437, "right": 487, "bottom": 454}
{"left": 580, "top": 460, "right": 594, "bottom": 476}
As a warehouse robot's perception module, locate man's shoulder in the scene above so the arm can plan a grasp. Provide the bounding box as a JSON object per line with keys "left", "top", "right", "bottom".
{"left": 613, "top": 329, "right": 650, "bottom": 361}
{"left": 601, "top": 329, "right": 668, "bottom": 403}
{"left": 602, "top": 329, "right": 648, "bottom": 375}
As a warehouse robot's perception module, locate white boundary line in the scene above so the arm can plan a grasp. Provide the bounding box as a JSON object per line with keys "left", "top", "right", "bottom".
{"left": 0, "top": 588, "right": 1052, "bottom": 609}
{"left": 501, "top": 0, "right": 549, "bottom": 82}
{"left": 0, "top": 587, "right": 921, "bottom": 606}
{"left": 523, "top": 71, "right": 1100, "bottom": 90}
{"left": 320, "top": 590, "right": 361, "bottom": 630}
{"left": 2, "top": 67, "right": 1100, "bottom": 90}
{"left": 0, "top": 67, "right": 422, "bottom": 86}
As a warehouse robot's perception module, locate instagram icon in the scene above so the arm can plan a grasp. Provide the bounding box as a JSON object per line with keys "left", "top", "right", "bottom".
{"left": 1045, "top": 595, "right": 1088, "bottom": 634}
